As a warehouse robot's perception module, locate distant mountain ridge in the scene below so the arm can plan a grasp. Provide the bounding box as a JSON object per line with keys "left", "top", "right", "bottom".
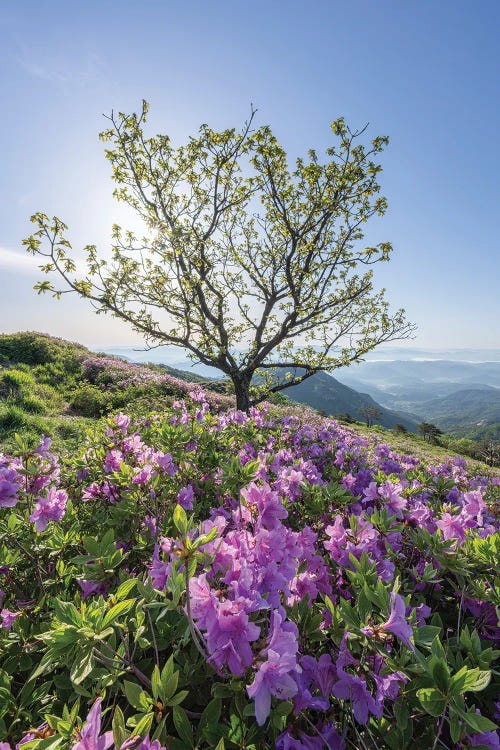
{"left": 335, "top": 359, "right": 500, "bottom": 440}
{"left": 257, "top": 369, "right": 418, "bottom": 431}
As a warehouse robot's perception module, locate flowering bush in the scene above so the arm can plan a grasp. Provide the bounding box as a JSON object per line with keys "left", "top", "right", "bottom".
{"left": 0, "top": 393, "right": 498, "bottom": 750}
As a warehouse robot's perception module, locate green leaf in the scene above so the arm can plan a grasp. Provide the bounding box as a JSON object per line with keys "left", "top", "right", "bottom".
{"left": 124, "top": 680, "right": 146, "bottom": 710}
{"left": 199, "top": 697, "right": 222, "bottom": 735}
{"left": 167, "top": 690, "right": 188, "bottom": 707}
{"left": 163, "top": 671, "right": 179, "bottom": 701}
{"left": 53, "top": 600, "right": 81, "bottom": 627}
{"left": 414, "top": 625, "right": 442, "bottom": 648}
{"left": 102, "top": 599, "right": 135, "bottom": 628}
{"left": 112, "top": 706, "right": 126, "bottom": 750}
{"left": 448, "top": 711, "right": 461, "bottom": 743}
{"left": 461, "top": 711, "right": 497, "bottom": 733}
{"left": 394, "top": 702, "right": 409, "bottom": 730}
{"left": 432, "top": 660, "right": 450, "bottom": 693}
{"left": 417, "top": 688, "right": 447, "bottom": 717}
{"left": 173, "top": 504, "right": 188, "bottom": 536}
{"left": 70, "top": 648, "right": 94, "bottom": 685}
{"left": 134, "top": 713, "right": 154, "bottom": 737}
{"left": 450, "top": 667, "right": 491, "bottom": 695}
{"left": 173, "top": 706, "right": 193, "bottom": 747}
{"left": 151, "top": 665, "right": 162, "bottom": 701}
{"left": 115, "top": 579, "right": 138, "bottom": 599}
{"left": 464, "top": 669, "right": 491, "bottom": 693}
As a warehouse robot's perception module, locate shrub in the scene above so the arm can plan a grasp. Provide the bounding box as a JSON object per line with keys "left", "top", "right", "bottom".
{"left": 0, "top": 395, "right": 498, "bottom": 749}
{"left": 69, "top": 383, "right": 111, "bottom": 417}
{"left": 0, "top": 368, "right": 37, "bottom": 399}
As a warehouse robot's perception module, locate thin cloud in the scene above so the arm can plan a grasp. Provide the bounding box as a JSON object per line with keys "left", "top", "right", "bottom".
{"left": 0, "top": 246, "right": 89, "bottom": 278}
{"left": 17, "top": 49, "right": 106, "bottom": 91}
{"left": 0, "top": 246, "right": 40, "bottom": 274}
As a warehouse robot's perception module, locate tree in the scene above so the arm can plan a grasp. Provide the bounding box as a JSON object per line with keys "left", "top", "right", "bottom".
{"left": 358, "top": 404, "right": 382, "bottom": 427}
{"left": 417, "top": 422, "right": 443, "bottom": 443}
{"left": 24, "top": 102, "right": 415, "bottom": 412}
{"left": 478, "top": 440, "right": 500, "bottom": 468}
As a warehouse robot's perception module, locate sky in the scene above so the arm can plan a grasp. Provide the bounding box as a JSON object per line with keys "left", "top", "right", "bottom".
{"left": 0, "top": 0, "right": 499, "bottom": 352}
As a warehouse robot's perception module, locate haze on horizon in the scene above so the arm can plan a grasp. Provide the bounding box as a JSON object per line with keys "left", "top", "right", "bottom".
{"left": 1, "top": 0, "right": 499, "bottom": 351}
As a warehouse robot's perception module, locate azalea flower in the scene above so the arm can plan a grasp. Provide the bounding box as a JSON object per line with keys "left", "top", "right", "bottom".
{"left": 0, "top": 609, "right": 20, "bottom": 629}
{"left": 362, "top": 593, "right": 413, "bottom": 649}
{"left": 247, "top": 648, "right": 298, "bottom": 725}
{"left": 29, "top": 487, "right": 68, "bottom": 532}
{"left": 436, "top": 512, "right": 466, "bottom": 542}
{"left": 72, "top": 698, "right": 113, "bottom": 750}
{"left": 177, "top": 485, "right": 194, "bottom": 510}
{"left": 0, "top": 467, "right": 20, "bottom": 508}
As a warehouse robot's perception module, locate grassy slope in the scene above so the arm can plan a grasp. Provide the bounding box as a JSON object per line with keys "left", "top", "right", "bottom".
{"left": 0, "top": 332, "right": 227, "bottom": 453}
{"left": 0, "top": 332, "right": 498, "bottom": 472}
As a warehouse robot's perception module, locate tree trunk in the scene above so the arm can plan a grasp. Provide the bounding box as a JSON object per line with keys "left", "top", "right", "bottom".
{"left": 232, "top": 372, "right": 252, "bottom": 413}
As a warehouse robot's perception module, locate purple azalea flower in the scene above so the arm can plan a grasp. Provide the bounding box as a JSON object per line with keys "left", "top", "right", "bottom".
{"left": 1, "top": 609, "right": 20, "bottom": 629}
{"left": 414, "top": 603, "right": 432, "bottom": 626}
{"left": 72, "top": 698, "right": 113, "bottom": 750}
{"left": 104, "top": 449, "right": 123, "bottom": 473}
{"left": 246, "top": 610, "right": 299, "bottom": 725}
{"left": 78, "top": 580, "right": 108, "bottom": 600}
{"left": 436, "top": 512, "right": 466, "bottom": 542}
{"left": 240, "top": 482, "right": 287, "bottom": 530}
{"left": 206, "top": 597, "right": 260, "bottom": 676}
{"left": 383, "top": 593, "right": 413, "bottom": 648}
{"left": 82, "top": 482, "right": 103, "bottom": 502}
{"left": 155, "top": 452, "right": 177, "bottom": 475}
{"left": 276, "top": 723, "right": 345, "bottom": 750}
{"left": 29, "top": 487, "right": 68, "bottom": 532}
{"left": 119, "top": 737, "right": 167, "bottom": 750}
{"left": 461, "top": 489, "right": 486, "bottom": 525}
{"left": 301, "top": 653, "right": 336, "bottom": 697}
{"left": 132, "top": 465, "right": 155, "bottom": 485}
{"left": 177, "top": 485, "right": 194, "bottom": 510}
{"left": 148, "top": 545, "right": 171, "bottom": 591}
{"left": 143, "top": 515, "right": 157, "bottom": 537}
{"left": 331, "top": 636, "right": 379, "bottom": 724}
{"left": 363, "top": 593, "right": 413, "bottom": 649}
{"left": 378, "top": 481, "right": 407, "bottom": 516}
{"left": 332, "top": 671, "right": 379, "bottom": 724}
{"left": 247, "top": 648, "right": 298, "bottom": 725}
{"left": 0, "top": 467, "right": 21, "bottom": 508}
{"left": 114, "top": 413, "right": 131, "bottom": 434}
{"left": 372, "top": 670, "right": 407, "bottom": 704}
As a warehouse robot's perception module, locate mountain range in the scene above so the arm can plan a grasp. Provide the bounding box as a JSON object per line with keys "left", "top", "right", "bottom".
{"left": 102, "top": 347, "right": 500, "bottom": 439}
{"left": 334, "top": 359, "right": 500, "bottom": 440}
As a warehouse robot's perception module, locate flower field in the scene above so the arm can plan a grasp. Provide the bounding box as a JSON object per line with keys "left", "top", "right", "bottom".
{"left": 0, "top": 390, "right": 499, "bottom": 749}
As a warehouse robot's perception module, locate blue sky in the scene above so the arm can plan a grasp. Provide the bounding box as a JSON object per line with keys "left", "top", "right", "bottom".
{"left": 0, "top": 0, "right": 499, "bottom": 350}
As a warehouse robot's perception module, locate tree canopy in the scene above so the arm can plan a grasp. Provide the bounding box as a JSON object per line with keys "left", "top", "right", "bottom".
{"left": 25, "top": 102, "right": 415, "bottom": 410}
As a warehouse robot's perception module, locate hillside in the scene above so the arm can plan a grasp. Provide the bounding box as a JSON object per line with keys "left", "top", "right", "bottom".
{"left": 274, "top": 369, "right": 418, "bottom": 431}
{"left": 1, "top": 370, "right": 498, "bottom": 749}
{"left": 0, "top": 332, "right": 232, "bottom": 451}
{"left": 2, "top": 332, "right": 498, "bottom": 470}
{"left": 413, "top": 387, "right": 500, "bottom": 439}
